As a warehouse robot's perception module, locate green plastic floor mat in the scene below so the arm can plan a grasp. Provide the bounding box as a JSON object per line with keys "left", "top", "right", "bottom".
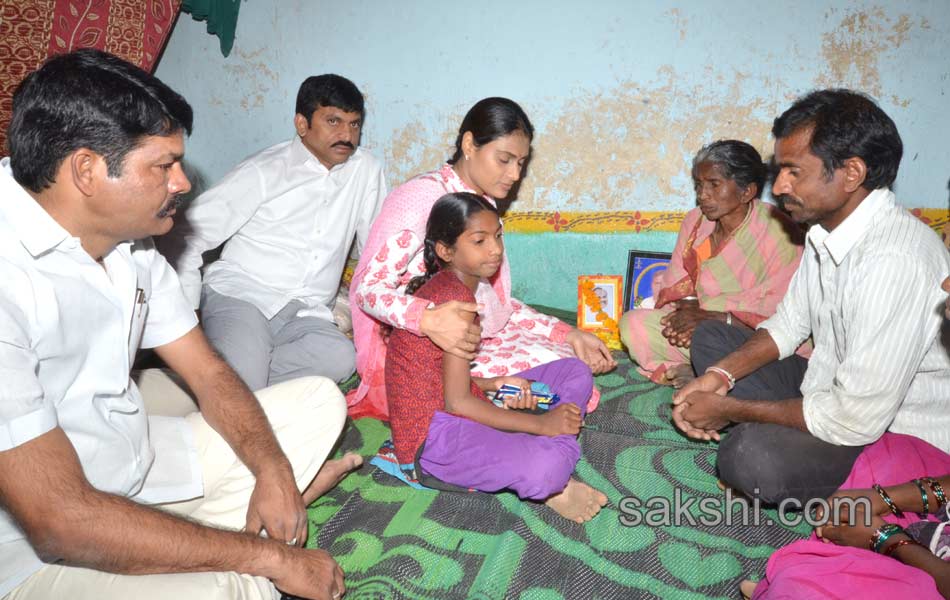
{"left": 307, "top": 353, "right": 809, "bottom": 599}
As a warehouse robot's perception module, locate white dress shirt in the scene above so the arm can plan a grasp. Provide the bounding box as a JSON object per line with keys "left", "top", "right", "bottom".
{"left": 170, "top": 137, "right": 386, "bottom": 322}
{"left": 760, "top": 188, "right": 950, "bottom": 452}
{"left": 0, "top": 160, "right": 200, "bottom": 596}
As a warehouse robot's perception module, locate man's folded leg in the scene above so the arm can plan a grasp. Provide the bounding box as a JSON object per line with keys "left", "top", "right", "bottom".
{"left": 158, "top": 374, "right": 347, "bottom": 531}
{"left": 4, "top": 372, "right": 349, "bottom": 600}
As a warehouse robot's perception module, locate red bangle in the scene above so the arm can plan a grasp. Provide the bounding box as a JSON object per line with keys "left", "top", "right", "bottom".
{"left": 882, "top": 538, "right": 921, "bottom": 557}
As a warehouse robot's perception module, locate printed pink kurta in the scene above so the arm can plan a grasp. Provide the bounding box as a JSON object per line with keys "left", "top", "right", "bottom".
{"left": 620, "top": 200, "right": 808, "bottom": 383}
{"left": 350, "top": 164, "right": 574, "bottom": 420}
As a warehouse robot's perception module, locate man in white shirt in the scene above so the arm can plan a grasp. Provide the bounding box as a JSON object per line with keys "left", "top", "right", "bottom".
{"left": 167, "top": 75, "right": 387, "bottom": 390}
{"left": 0, "top": 49, "right": 357, "bottom": 600}
{"left": 672, "top": 89, "right": 950, "bottom": 506}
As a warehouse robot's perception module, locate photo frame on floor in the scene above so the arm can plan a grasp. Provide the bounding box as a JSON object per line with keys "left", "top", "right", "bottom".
{"left": 623, "top": 250, "right": 673, "bottom": 311}
{"left": 577, "top": 274, "right": 623, "bottom": 330}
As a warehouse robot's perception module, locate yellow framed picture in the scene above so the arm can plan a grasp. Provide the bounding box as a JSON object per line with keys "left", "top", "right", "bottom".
{"left": 577, "top": 274, "right": 623, "bottom": 330}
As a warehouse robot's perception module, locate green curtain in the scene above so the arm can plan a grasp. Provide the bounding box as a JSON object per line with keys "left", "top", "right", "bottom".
{"left": 181, "top": 0, "right": 242, "bottom": 57}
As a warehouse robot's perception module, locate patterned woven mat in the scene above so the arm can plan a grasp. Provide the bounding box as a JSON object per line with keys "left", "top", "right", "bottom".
{"left": 308, "top": 352, "right": 810, "bottom": 599}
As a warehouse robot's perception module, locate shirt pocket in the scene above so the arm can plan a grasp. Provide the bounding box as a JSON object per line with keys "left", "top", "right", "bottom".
{"left": 129, "top": 263, "right": 152, "bottom": 365}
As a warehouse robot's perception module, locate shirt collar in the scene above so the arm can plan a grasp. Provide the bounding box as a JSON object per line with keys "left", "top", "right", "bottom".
{"left": 808, "top": 188, "right": 894, "bottom": 265}
{"left": 0, "top": 158, "right": 73, "bottom": 257}
{"left": 289, "top": 135, "right": 362, "bottom": 172}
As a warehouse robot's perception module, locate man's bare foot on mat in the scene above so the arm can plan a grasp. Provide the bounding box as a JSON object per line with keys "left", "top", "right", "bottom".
{"left": 665, "top": 364, "right": 695, "bottom": 389}
{"left": 545, "top": 478, "right": 608, "bottom": 523}
{"left": 739, "top": 579, "right": 757, "bottom": 599}
{"left": 302, "top": 452, "right": 363, "bottom": 505}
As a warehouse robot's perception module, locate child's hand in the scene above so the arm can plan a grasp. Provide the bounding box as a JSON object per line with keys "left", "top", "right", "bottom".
{"left": 538, "top": 403, "right": 582, "bottom": 436}
{"left": 492, "top": 376, "right": 535, "bottom": 410}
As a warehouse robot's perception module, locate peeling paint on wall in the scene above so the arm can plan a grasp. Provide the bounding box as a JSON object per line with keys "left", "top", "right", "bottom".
{"left": 155, "top": 1, "right": 950, "bottom": 214}
{"left": 384, "top": 112, "right": 460, "bottom": 184}
{"left": 384, "top": 69, "right": 784, "bottom": 212}
{"left": 521, "top": 71, "right": 782, "bottom": 211}
{"left": 817, "top": 8, "right": 919, "bottom": 100}
{"left": 380, "top": 7, "right": 932, "bottom": 213}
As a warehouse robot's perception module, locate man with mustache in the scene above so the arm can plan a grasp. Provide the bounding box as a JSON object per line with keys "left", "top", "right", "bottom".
{"left": 0, "top": 50, "right": 351, "bottom": 600}
{"left": 169, "top": 74, "right": 386, "bottom": 390}
{"left": 672, "top": 89, "right": 950, "bottom": 507}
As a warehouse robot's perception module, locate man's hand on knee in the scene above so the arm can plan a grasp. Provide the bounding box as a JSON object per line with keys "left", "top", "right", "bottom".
{"left": 269, "top": 546, "right": 345, "bottom": 600}
{"left": 245, "top": 466, "right": 307, "bottom": 547}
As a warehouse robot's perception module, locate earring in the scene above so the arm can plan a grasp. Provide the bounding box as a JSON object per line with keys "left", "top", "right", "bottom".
{"left": 465, "top": 155, "right": 470, "bottom": 161}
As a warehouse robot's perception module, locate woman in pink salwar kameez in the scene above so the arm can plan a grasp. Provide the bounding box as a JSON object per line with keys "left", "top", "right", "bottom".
{"left": 349, "top": 97, "right": 615, "bottom": 420}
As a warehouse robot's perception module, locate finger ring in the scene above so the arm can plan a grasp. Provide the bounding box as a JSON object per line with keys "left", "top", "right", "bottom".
{"left": 286, "top": 537, "right": 298, "bottom": 546}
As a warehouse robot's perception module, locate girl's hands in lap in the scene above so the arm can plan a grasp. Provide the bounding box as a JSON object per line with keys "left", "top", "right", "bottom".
{"left": 492, "top": 376, "right": 536, "bottom": 410}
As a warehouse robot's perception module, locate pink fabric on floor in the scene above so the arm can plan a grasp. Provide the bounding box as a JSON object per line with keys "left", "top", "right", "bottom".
{"left": 752, "top": 432, "right": 950, "bottom": 599}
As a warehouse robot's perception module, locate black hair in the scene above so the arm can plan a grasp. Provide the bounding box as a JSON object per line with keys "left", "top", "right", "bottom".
{"left": 771, "top": 88, "right": 902, "bottom": 190}
{"left": 295, "top": 74, "right": 365, "bottom": 123}
{"left": 7, "top": 48, "right": 193, "bottom": 193}
{"left": 448, "top": 97, "right": 534, "bottom": 164}
{"left": 692, "top": 140, "right": 767, "bottom": 198}
{"left": 405, "top": 192, "right": 499, "bottom": 295}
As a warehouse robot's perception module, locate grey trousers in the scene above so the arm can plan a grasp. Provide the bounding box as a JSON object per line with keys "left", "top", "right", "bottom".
{"left": 689, "top": 320, "right": 864, "bottom": 506}
{"left": 201, "top": 287, "right": 356, "bottom": 391}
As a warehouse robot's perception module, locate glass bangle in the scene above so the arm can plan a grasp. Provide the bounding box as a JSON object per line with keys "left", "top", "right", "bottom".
{"left": 873, "top": 483, "right": 904, "bottom": 518}
{"left": 912, "top": 478, "right": 930, "bottom": 514}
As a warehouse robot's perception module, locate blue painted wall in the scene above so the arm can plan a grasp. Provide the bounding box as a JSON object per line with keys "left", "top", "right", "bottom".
{"left": 155, "top": 1, "right": 950, "bottom": 310}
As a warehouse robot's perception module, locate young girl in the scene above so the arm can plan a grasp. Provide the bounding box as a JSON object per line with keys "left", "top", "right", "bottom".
{"left": 385, "top": 192, "right": 608, "bottom": 523}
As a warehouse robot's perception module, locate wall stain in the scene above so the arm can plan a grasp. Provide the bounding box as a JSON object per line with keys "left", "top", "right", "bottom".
{"left": 666, "top": 8, "right": 689, "bottom": 41}
{"left": 385, "top": 110, "right": 460, "bottom": 184}
{"left": 817, "top": 8, "right": 917, "bottom": 100}
{"left": 225, "top": 47, "right": 280, "bottom": 112}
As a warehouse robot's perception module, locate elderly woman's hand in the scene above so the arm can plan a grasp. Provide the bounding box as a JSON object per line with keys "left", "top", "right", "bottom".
{"left": 660, "top": 300, "right": 720, "bottom": 348}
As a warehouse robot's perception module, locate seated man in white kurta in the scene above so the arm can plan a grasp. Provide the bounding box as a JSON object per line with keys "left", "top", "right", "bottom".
{"left": 166, "top": 74, "right": 386, "bottom": 390}
{"left": 0, "top": 49, "right": 358, "bottom": 600}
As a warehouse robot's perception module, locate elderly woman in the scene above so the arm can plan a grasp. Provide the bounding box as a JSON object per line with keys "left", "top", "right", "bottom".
{"left": 349, "top": 97, "right": 615, "bottom": 419}
{"left": 620, "top": 140, "right": 806, "bottom": 388}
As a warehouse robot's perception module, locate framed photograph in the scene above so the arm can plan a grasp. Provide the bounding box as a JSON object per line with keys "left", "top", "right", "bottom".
{"left": 577, "top": 275, "right": 623, "bottom": 330}
{"left": 623, "top": 250, "right": 673, "bottom": 311}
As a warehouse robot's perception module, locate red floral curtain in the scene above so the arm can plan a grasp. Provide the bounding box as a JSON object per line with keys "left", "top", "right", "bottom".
{"left": 0, "top": 0, "right": 182, "bottom": 153}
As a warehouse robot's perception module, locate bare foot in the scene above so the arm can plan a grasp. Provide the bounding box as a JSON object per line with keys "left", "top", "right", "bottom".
{"left": 302, "top": 452, "right": 363, "bottom": 505}
{"left": 545, "top": 478, "right": 608, "bottom": 523}
{"left": 739, "top": 579, "right": 757, "bottom": 599}
{"left": 666, "top": 364, "right": 696, "bottom": 389}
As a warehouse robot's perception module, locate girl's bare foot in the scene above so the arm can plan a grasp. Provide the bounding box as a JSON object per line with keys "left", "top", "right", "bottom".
{"left": 666, "top": 364, "right": 696, "bottom": 389}
{"left": 302, "top": 452, "right": 363, "bottom": 505}
{"left": 545, "top": 478, "right": 608, "bottom": 523}
{"left": 739, "top": 579, "right": 757, "bottom": 599}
